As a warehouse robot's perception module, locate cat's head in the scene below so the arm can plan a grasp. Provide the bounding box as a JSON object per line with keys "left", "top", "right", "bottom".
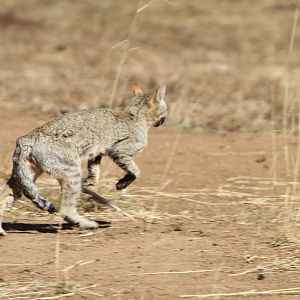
{"left": 131, "top": 83, "right": 167, "bottom": 127}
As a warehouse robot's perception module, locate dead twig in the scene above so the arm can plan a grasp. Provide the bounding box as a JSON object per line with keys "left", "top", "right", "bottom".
{"left": 82, "top": 187, "right": 133, "bottom": 220}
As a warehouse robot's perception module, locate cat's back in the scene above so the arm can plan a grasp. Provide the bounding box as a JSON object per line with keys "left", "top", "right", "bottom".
{"left": 21, "top": 108, "right": 115, "bottom": 142}
{"left": 30, "top": 108, "right": 115, "bottom": 138}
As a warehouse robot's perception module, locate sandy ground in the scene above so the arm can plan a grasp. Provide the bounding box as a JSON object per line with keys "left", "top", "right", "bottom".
{"left": 0, "top": 108, "right": 300, "bottom": 300}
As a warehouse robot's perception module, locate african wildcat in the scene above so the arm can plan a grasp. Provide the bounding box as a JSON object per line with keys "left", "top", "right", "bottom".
{"left": 0, "top": 83, "right": 167, "bottom": 235}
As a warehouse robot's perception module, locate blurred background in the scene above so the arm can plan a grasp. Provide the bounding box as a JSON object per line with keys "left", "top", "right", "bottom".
{"left": 0, "top": 0, "right": 300, "bottom": 131}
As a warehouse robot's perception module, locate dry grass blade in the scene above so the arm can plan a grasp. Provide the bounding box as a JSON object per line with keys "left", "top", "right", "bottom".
{"left": 34, "top": 293, "right": 74, "bottom": 300}
{"left": 129, "top": 269, "right": 221, "bottom": 276}
{"left": 209, "top": 151, "right": 265, "bottom": 156}
{"left": 0, "top": 281, "right": 47, "bottom": 299}
{"left": 63, "top": 259, "right": 97, "bottom": 275}
{"left": 77, "top": 290, "right": 104, "bottom": 297}
{"left": 180, "top": 287, "right": 300, "bottom": 298}
{"left": 137, "top": 0, "right": 154, "bottom": 13}
{"left": 229, "top": 258, "right": 300, "bottom": 276}
{"left": 0, "top": 280, "right": 100, "bottom": 300}
{"left": 78, "top": 228, "right": 109, "bottom": 238}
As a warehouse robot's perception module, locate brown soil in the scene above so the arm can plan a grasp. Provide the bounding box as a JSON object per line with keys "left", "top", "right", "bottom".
{"left": 0, "top": 108, "right": 300, "bottom": 300}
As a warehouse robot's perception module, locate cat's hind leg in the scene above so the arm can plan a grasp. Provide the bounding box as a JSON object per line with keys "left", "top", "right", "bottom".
{"left": 83, "top": 154, "right": 102, "bottom": 187}
{"left": 59, "top": 159, "right": 99, "bottom": 229}
{"left": 10, "top": 140, "right": 56, "bottom": 213}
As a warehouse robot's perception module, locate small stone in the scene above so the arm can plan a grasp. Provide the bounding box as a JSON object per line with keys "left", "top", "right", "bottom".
{"left": 255, "top": 155, "right": 266, "bottom": 163}
{"left": 257, "top": 272, "right": 265, "bottom": 280}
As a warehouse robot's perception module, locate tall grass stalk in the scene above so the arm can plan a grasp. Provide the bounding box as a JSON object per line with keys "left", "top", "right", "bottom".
{"left": 283, "top": 5, "right": 299, "bottom": 178}
{"left": 271, "top": 85, "right": 277, "bottom": 186}
{"left": 54, "top": 221, "right": 63, "bottom": 284}
{"left": 283, "top": 4, "right": 299, "bottom": 239}
{"left": 54, "top": 189, "right": 64, "bottom": 285}
{"left": 294, "top": 101, "right": 300, "bottom": 228}
{"left": 109, "top": 0, "right": 144, "bottom": 107}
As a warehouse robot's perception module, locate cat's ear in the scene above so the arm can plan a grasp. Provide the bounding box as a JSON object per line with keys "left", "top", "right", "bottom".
{"left": 154, "top": 85, "right": 166, "bottom": 102}
{"left": 149, "top": 85, "right": 166, "bottom": 107}
{"left": 132, "top": 83, "right": 143, "bottom": 96}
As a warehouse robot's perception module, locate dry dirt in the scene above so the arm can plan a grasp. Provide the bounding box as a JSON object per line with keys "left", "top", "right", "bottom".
{"left": 0, "top": 108, "right": 300, "bottom": 300}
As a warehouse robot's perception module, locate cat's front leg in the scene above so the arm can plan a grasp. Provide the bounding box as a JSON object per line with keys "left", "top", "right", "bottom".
{"left": 108, "top": 151, "right": 140, "bottom": 190}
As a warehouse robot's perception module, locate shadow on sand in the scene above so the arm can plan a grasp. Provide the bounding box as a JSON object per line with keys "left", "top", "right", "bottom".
{"left": 2, "top": 220, "right": 111, "bottom": 234}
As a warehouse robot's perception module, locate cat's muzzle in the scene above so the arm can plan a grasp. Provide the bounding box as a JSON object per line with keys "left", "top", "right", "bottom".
{"left": 153, "top": 116, "right": 166, "bottom": 127}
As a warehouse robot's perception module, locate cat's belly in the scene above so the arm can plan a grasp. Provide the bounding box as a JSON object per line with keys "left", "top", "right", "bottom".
{"left": 80, "top": 144, "right": 107, "bottom": 160}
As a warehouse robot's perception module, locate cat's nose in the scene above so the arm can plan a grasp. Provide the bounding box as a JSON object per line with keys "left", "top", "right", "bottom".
{"left": 160, "top": 116, "right": 166, "bottom": 124}
{"left": 154, "top": 116, "right": 166, "bottom": 127}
